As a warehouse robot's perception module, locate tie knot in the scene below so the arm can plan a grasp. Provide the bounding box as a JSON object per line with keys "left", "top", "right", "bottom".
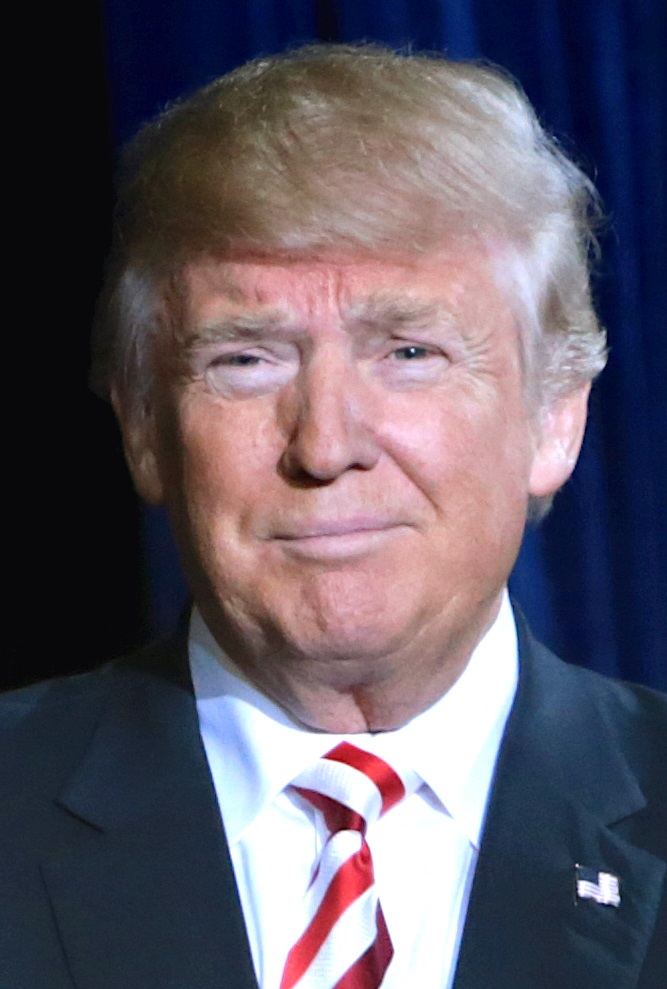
{"left": 291, "top": 741, "right": 414, "bottom": 836}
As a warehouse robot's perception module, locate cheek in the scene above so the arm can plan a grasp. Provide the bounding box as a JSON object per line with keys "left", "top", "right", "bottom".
{"left": 387, "top": 391, "right": 533, "bottom": 511}
{"left": 386, "top": 397, "right": 534, "bottom": 593}
{"left": 166, "top": 402, "right": 276, "bottom": 538}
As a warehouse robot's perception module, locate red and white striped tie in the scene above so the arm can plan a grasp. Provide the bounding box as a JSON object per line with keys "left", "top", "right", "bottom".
{"left": 280, "top": 742, "right": 416, "bottom": 989}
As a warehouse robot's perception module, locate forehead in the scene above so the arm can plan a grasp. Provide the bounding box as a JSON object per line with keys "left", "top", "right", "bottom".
{"left": 179, "top": 248, "right": 510, "bottom": 331}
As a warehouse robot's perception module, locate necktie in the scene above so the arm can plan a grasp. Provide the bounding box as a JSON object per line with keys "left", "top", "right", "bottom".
{"left": 280, "top": 742, "right": 416, "bottom": 989}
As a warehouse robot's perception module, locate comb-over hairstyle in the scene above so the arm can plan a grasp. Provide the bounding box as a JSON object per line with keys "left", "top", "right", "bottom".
{"left": 94, "top": 43, "right": 606, "bottom": 420}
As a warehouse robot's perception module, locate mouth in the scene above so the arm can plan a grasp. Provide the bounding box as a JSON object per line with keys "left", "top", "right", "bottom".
{"left": 271, "top": 518, "right": 407, "bottom": 559}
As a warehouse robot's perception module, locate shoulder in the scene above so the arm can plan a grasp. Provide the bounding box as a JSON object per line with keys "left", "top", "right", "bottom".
{"left": 0, "top": 667, "right": 113, "bottom": 742}
{"left": 521, "top": 625, "right": 667, "bottom": 727}
{"left": 0, "top": 632, "right": 191, "bottom": 794}
{"left": 515, "top": 620, "right": 667, "bottom": 796}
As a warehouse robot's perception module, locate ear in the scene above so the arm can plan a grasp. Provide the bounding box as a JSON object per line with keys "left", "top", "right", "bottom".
{"left": 528, "top": 383, "right": 591, "bottom": 498}
{"left": 111, "top": 385, "right": 166, "bottom": 506}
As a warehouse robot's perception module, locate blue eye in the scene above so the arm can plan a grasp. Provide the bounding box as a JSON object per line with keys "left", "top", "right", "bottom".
{"left": 393, "top": 345, "right": 430, "bottom": 360}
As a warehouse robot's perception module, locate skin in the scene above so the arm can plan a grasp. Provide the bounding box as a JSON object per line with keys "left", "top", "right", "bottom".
{"left": 116, "top": 248, "right": 589, "bottom": 732}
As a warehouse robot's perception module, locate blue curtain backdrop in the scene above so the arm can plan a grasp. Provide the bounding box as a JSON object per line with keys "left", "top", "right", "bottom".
{"left": 100, "top": 0, "right": 666, "bottom": 689}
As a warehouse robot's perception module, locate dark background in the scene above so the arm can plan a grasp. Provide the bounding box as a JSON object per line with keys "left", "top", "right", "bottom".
{"left": 5, "top": 0, "right": 665, "bottom": 691}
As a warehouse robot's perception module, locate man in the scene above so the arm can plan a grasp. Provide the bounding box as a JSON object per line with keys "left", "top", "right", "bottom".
{"left": 2, "top": 44, "right": 665, "bottom": 989}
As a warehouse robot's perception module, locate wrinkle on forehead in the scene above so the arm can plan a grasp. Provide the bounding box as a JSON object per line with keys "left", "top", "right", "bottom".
{"left": 181, "top": 256, "right": 464, "bottom": 341}
{"left": 186, "top": 256, "right": 348, "bottom": 306}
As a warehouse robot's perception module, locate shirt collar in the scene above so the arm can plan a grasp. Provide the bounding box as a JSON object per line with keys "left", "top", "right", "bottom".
{"left": 189, "top": 592, "right": 517, "bottom": 851}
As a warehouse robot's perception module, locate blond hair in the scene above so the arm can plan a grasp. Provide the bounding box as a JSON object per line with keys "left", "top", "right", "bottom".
{"left": 94, "top": 43, "right": 606, "bottom": 419}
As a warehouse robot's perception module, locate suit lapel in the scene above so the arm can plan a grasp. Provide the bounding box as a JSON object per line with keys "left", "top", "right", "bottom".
{"left": 453, "top": 622, "right": 665, "bottom": 989}
{"left": 41, "top": 636, "right": 258, "bottom": 989}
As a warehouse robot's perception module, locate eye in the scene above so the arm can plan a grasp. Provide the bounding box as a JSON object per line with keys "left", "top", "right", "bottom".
{"left": 391, "top": 345, "right": 432, "bottom": 361}
{"left": 213, "top": 352, "right": 264, "bottom": 367}
{"left": 202, "top": 347, "right": 295, "bottom": 398}
{"left": 377, "top": 339, "right": 449, "bottom": 388}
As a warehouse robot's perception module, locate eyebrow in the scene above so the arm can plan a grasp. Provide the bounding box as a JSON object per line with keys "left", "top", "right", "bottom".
{"left": 185, "top": 294, "right": 456, "bottom": 351}
{"left": 348, "top": 294, "right": 456, "bottom": 333}
{"left": 184, "top": 311, "right": 295, "bottom": 350}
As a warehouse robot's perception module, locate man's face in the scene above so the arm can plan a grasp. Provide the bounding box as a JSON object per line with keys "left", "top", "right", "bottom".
{"left": 123, "top": 248, "right": 585, "bottom": 723}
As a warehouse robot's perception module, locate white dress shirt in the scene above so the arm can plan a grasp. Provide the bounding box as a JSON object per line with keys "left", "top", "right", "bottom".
{"left": 190, "top": 592, "right": 518, "bottom": 989}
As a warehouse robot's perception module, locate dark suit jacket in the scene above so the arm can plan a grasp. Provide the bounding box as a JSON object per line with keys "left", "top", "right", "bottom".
{"left": 2, "top": 619, "right": 666, "bottom": 989}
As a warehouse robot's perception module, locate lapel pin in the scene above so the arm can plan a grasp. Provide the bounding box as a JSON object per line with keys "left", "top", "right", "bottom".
{"left": 574, "top": 864, "right": 621, "bottom": 908}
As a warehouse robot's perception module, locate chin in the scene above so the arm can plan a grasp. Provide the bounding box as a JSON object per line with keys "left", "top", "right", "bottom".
{"left": 293, "top": 623, "right": 404, "bottom": 664}
{"left": 273, "top": 585, "right": 423, "bottom": 671}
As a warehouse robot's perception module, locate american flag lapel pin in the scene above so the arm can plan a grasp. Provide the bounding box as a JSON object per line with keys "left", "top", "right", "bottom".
{"left": 574, "top": 864, "right": 621, "bottom": 908}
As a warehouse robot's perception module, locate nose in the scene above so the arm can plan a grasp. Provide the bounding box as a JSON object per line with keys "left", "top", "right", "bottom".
{"left": 279, "top": 353, "right": 381, "bottom": 483}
